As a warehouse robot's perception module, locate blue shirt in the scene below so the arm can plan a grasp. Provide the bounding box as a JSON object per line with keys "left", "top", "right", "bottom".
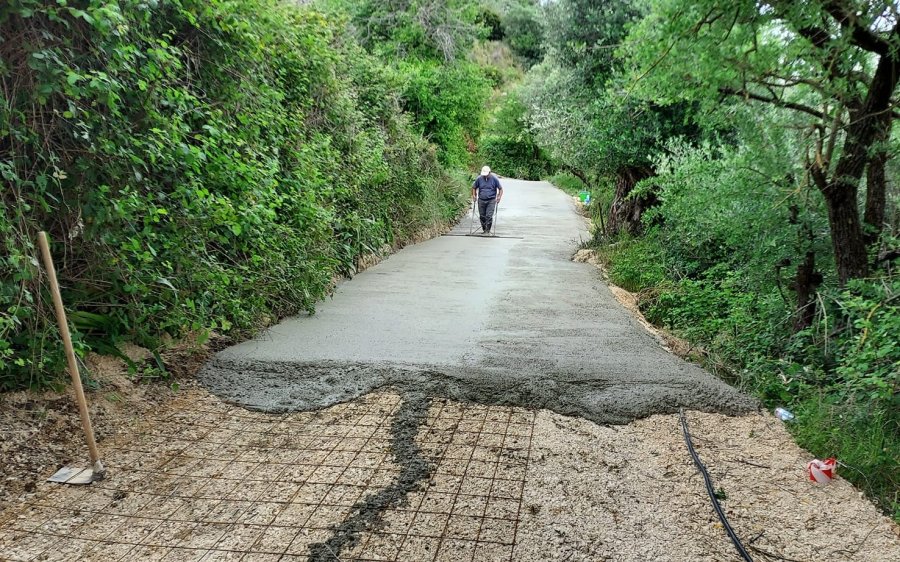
{"left": 473, "top": 175, "right": 502, "bottom": 200}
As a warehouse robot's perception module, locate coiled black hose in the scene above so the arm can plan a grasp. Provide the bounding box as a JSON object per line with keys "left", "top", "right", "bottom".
{"left": 679, "top": 409, "right": 754, "bottom": 562}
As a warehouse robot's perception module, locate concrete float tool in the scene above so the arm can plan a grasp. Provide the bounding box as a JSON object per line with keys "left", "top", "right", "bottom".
{"left": 38, "top": 231, "right": 106, "bottom": 485}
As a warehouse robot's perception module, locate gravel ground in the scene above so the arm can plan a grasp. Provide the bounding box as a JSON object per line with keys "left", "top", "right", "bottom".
{"left": 515, "top": 409, "right": 900, "bottom": 561}
{"left": 0, "top": 346, "right": 189, "bottom": 508}
{"left": 3, "top": 386, "right": 896, "bottom": 561}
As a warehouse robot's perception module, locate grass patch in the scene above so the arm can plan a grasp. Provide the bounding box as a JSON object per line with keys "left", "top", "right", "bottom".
{"left": 792, "top": 396, "right": 899, "bottom": 520}
{"left": 592, "top": 237, "right": 667, "bottom": 293}
{"left": 546, "top": 172, "right": 587, "bottom": 196}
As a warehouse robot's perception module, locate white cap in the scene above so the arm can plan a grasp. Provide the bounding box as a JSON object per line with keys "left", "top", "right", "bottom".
{"left": 481, "top": 166, "right": 491, "bottom": 176}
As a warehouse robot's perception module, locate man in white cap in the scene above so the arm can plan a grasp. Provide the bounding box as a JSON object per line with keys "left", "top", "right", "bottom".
{"left": 472, "top": 165, "right": 503, "bottom": 234}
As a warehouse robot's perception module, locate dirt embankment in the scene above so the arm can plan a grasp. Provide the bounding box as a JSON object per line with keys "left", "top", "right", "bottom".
{"left": 0, "top": 342, "right": 210, "bottom": 507}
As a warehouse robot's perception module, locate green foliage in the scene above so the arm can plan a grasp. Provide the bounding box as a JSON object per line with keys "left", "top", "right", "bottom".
{"left": 519, "top": 0, "right": 695, "bottom": 187}
{"left": 624, "top": 0, "right": 898, "bottom": 285}
{"left": 543, "top": 0, "right": 639, "bottom": 85}
{"left": 398, "top": 59, "right": 492, "bottom": 166}
{"left": 825, "top": 280, "right": 900, "bottom": 407}
{"left": 476, "top": 7, "right": 503, "bottom": 41}
{"left": 622, "top": 0, "right": 871, "bottom": 116}
{"left": 468, "top": 41, "right": 522, "bottom": 88}
{"left": 479, "top": 90, "right": 549, "bottom": 179}
{"left": 546, "top": 173, "right": 586, "bottom": 196}
{"left": 788, "top": 280, "right": 899, "bottom": 517}
{"left": 596, "top": 236, "right": 668, "bottom": 293}
{"left": 0, "top": 0, "right": 466, "bottom": 389}
{"left": 330, "top": 0, "right": 493, "bottom": 166}
{"left": 344, "top": 0, "right": 485, "bottom": 62}
{"left": 642, "top": 126, "right": 831, "bottom": 287}
{"left": 500, "top": 3, "right": 543, "bottom": 66}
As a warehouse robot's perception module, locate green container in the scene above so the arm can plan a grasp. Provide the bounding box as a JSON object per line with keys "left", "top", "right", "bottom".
{"left": 577, "top": 191, "right": 591, "bottom": 204}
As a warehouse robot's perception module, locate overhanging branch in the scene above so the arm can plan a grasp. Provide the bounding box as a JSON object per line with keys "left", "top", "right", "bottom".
{"left": 719, "top": 86, "right": 827, "bottom": 119}
{"left": 822, "top": 1, "right": 891, "bottom": 55}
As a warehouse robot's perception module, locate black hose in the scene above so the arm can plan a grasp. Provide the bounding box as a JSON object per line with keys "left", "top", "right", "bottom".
{"left": 679, "top": 409, "right": 754, "bottom": 562}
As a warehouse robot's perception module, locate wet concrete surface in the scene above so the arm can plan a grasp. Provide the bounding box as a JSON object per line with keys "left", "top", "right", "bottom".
{"left": 200, "top": 179, "right": 756, "bottom": 422}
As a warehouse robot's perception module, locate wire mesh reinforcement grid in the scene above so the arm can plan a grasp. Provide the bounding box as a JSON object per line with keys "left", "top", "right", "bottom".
{"left": 0, "top": 389, "right": 535, "bottom": 562}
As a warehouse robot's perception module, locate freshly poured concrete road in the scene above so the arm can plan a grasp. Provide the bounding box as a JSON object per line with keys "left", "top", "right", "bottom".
{"left": 201, "top": 180, "right": 754, "bottom": 422}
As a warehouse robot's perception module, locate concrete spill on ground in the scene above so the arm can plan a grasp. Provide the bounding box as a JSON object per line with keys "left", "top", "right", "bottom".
{"left": 307, "top": 391, "right": 432, "bottom": 561}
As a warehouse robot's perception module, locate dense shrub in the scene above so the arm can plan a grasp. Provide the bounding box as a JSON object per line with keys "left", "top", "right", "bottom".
{"left": 546, "top": 173, "right": 586, "bottom": 196}
{"left": 0, "top": 0, "right": 466, "bottom": 389}
{"left": 501, "top": 3, "right": 543, "bottom": 67}
{"left": 398, "top": 59, "right": 492, "bottom": 167}
{"left": 478, "top": 137, "right": 547, "bottom": 180}
{"left": 326, "top": 0, "right": 493, "bottom": 167}
{"left": 478, "top": 89, "right": 549, "bottom": 179}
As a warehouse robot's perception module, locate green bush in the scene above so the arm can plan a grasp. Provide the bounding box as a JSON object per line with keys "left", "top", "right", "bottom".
{"left": 0, "top": 0, "right": 466, "bottom": 390}
{"left": 478, "top": 136, "right": 548, "bottom": 180}
{"left": 479, "top": 89, "right": 550, "bottom": 179}
{"left": 595, "top": 235, "right": 668, "bottom": 293}
{"left": 397, "top": 59, "right": 492, "bottom": 167}
{"left": 501, "top": 3, "right": 544, "bottom": 67}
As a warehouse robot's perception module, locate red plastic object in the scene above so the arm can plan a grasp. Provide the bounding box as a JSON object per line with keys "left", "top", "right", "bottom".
{"left": 807, "top": 457, "right": 837, "bottom": 483}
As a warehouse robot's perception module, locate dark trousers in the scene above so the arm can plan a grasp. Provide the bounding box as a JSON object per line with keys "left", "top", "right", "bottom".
{"left": 478, "top": 197, "right": 497, "bottom": 232}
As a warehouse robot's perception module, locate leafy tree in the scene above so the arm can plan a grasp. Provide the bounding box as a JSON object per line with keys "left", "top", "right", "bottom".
{"left": 625, "top": 0, "right": 900, "bottom": 284}
{"left": 476, "top": 7, "right": 504, "bottom": 41}
{"left": 331, "top": 0, "right": 493, "bottom": 165}
{"left": 338, "top": 0, "right": 484, "bottom": 61}
{"left": 398, "top": 59, "right": 492, "bottom": 166}
{"left": 501, "top": 2, "right": 544, "bottom": 66}
{"left": 479, "top": 89, "right": 550, "bottom": 179}
{"left": 521, "top": 0, "right": 695, "bottom": 234}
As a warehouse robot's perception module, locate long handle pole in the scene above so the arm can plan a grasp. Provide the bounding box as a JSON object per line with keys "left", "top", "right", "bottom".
{"left": 37, "top": 232, "right": 103, "bottom": 471}
{"left": 492, "top": 200, "right": 499, "bottom": 236}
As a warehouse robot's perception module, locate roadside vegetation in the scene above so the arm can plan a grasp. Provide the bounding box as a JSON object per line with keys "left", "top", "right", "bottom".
{"left": 0, "top": 0, "right": 529, "bottom": 390}
{"left": 494, "top": 0, "right": 899, "bottom": 518}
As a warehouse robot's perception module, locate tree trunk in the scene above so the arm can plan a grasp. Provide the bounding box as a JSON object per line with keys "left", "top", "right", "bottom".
{"left": 608, "top": 166, "right": 655, "bottom": 236}
{"left": 822, "top": 51, "right": 900, "bottom": 283}
{"left": 793, "top": 249, "right": 819, "bottom": 332}
{"left": 562, "top": 165, "right": 589, "bottom": 186}
{"left": 821, "top": 184, "right": 869, "bottom": 285}
{"left": 863, "top": 119, "right": 889, "bottom": 246}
